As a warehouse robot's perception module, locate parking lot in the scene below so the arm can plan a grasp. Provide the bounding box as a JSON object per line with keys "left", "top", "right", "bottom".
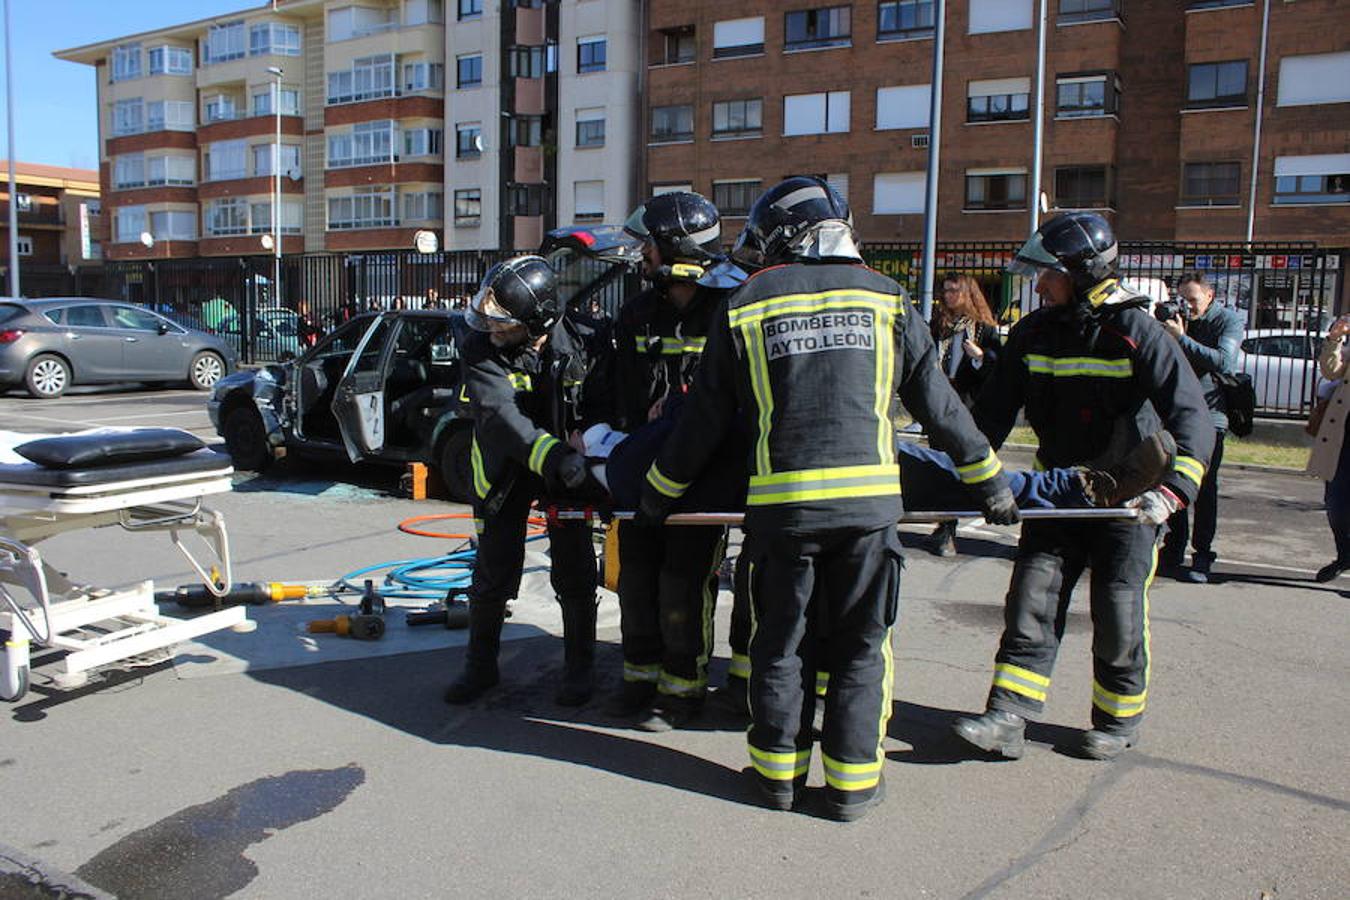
{"left": 0, "top": 387, "right": 1346, "bottom": 898}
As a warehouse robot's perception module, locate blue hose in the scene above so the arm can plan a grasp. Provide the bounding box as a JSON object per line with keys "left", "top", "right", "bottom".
{"left": 337, "top": 534, "right": 548, "bottom": 601}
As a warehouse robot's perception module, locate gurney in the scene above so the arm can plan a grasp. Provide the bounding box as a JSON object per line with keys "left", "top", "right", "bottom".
{"left": 0, "top": 430, "right": 249, "bottom": 702}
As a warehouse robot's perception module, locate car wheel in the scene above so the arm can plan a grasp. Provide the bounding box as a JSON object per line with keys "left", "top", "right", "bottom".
{"left": 189, "top": 351, "right": 226, "bottom": 391}
{"left": 24, "top": 354, "right": 71, "bottom": 399}
{"left": 438, "top": 427, "right": 475, "bottom": 504}
{"left": 223, "top": 405, "right": 273, "bottom": 472}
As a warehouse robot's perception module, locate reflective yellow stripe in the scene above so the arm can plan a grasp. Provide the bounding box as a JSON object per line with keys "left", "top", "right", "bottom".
{"left": 747, "top": 464, "right": 901, "bottom": 506}
{"left": 658, "top": 670, "right": 707, "bottom": 697}
{"left": 957, "top": 450, "right": 1003, "bottom": 485}
{"left": 1174, "top": 455, "right": 1205, "bottom": 487}
{"left": 1086, "top": 278, "right": 1120, "bottom": 308}
{"left": 1026, "top": 354, "right": 1133, "bottom": 379}
{"left": 645, "top": 463, "right": 690, "bottom": 499}
{"left": 691, "top": 532, "right": 726, "bottom": 691}
{"left": 472, "top": 517, "right": 484, "bottom": 536}
{"left": 729, "top": 653, "right": 751, "bottom": 679}
{"left": 748, "top": 745, "right": 811, "bottom": 780}
{"left": 873, "top": 305, "right": 897, "bottom": 463}
{"left": 739, "top": 318, "right": 775, "bottom": 476}
{"left": 527, "top": 433, "right": 560, "bottom": 475}
{"left": 634, "top": 336, "right": 706, "bottom": 355}
{"left": 624, "top": 662, "right": 660, "bottom": 683}
{"left": 993, "top": 662, "right": 1050, "bottom": 702}
{"left": 1092, "top": 682, "right": 1147, "bottom": 717}
{"left": 815, "top": 669, "right": 829, "bottom": 697}
{"left": 507, "top": 372, "right": 532, "bottom": 391}
{"left": 470, "top": 436, "right": 491, "bottom": 500}
{"left": 728, "top": 289, "right": 904, "bottom": 328}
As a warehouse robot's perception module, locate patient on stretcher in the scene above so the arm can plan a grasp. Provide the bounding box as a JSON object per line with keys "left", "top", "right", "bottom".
{"left": 583, "top": 396, "right": 1176, "bottom": 516}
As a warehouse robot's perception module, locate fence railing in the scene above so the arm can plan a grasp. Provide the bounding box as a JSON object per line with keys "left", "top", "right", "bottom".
{"left": 20, "top": 241, "right": 1348, "bottom": 417}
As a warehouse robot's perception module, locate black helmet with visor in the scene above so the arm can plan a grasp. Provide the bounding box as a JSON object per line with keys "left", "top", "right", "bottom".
{"left": 467, "top": 255, "right": 561, "bottom": 338}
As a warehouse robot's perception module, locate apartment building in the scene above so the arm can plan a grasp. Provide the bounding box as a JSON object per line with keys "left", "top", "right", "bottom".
{"left": 0, "top": 161, "right": 103, "bottom": 270}
{"left": 642, "top": 0, "right": 1350, "bottom": 250}
{"left": 54, "top": 0, "right": 639, "bottom": 259}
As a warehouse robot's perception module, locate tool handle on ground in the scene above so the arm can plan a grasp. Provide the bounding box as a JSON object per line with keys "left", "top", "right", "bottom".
{"left": 549, "top": 508, "right": 1140, "bottom": 526}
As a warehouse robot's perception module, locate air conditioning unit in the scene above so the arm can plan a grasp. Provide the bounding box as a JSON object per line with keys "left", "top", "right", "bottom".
{"left": 911, "top": 133, "right": 930, "bottom": 149}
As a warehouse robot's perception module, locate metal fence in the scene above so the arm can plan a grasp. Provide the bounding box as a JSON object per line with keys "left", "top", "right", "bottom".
{"left": 31, "top": 241, "right": 1349, "bottom": 417}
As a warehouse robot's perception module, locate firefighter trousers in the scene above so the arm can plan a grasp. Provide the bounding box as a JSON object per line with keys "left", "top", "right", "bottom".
{"left": 987, "top": 518, "right": 1160, "bottom": 735}
{"left": 741, "top": 526, "right": 901, "bottom": 795}
{"left": 617, "top": 521, "right": 726, "bottom": 699}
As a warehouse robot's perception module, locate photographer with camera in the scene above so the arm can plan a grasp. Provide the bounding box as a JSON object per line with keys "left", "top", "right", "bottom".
{"left": 1157, "top": 271, "right": 1244, "bottom": 583}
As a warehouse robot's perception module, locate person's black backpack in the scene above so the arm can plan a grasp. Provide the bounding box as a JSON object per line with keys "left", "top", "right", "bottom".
{"left": 1216, "top": 372, "right": 1256, "bottom": 437}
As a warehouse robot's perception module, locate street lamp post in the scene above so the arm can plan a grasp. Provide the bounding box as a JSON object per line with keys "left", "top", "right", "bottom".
{"left": 266, "top": 66, "right": 283, "bottom": 309}
{"left": 4, "top": 0, "right": 20, "bottom": 298}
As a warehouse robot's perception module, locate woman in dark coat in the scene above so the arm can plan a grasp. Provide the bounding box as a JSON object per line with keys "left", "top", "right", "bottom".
{"left": 927, "top": 273, "right": 1003, "bottom": 556}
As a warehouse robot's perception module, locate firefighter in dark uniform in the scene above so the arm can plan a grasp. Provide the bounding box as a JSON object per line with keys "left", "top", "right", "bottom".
{"left": 637, "top": 178, "right": 1020, "bottom": 821}
{"left": 446, "top": 255, "right": 612, "bottom": 707}
{"left": 608, "top": 192, "right": 738, "bottom": 730}
{"left": 955, "top": 212, "right": 1215, "bottom": 761}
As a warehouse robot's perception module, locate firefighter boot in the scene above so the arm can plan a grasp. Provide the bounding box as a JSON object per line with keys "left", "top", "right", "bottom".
{"left": 1080, "top": 431, "right": 1178, "bottom": 507}
{"left": 636, "top": 693, "right": 704, "bottom": 732}
{"left": 606, "top": 679, "right": 657, "bottom": 717}
{"left": 444, "top": 599, "right": 505, "bottom": 704}
{"left": 823, "top": 775, "right": 887, "bottom": 823}
{"left": 953, "top": 709, "right": 1027, "bottom": 759}
{"left": 1081, "top": 728, "right": 1138, "bottom": 760}
{"left": 556, "top": 598, "right": 596, "bottom": 706}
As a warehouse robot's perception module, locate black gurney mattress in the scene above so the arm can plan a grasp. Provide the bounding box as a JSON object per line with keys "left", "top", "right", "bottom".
{"left": 0, "top": 448, "right": 233, "bottom": 488}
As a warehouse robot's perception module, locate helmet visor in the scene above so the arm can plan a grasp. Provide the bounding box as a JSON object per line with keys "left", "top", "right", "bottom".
{"left": 1007, "top": 231, "right": 1064, "bottom": 278}
{"left": 622, "top": 204, "right": 649, "bottom": 240}
{"left": 730, "top": 229, "right": 765, "bottom": 273}
{"left": 466, "top": 286, "right": 522, "bottom": 334}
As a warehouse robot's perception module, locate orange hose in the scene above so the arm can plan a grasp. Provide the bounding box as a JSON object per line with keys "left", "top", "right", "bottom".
{"left": 398, "top": 511, "right": 548, "bottom": 540}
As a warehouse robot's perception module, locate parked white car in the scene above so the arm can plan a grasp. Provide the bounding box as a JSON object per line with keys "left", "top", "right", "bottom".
{"left": 1238, "top": 328, "right": 1325, "bottom": 413}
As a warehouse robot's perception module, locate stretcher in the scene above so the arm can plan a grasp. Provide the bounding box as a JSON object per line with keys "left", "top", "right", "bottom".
{"left": 0, "top": 437, "right": 249, "bottom": 702}
{"left": 549, "top": 508, "right": 1140, "bottom": 525}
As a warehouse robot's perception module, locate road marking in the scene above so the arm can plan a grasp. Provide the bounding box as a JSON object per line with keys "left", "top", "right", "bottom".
{"left": 82, "top": 410, "right": 209, "bottom": 422}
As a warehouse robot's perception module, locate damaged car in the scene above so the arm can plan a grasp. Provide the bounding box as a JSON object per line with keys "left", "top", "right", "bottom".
{"left": 208, "top": 226, "right": 643, "bottom": 502}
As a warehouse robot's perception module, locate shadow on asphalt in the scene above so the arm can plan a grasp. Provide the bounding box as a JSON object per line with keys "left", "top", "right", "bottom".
{"left": 886, "top": 700, "right": 1086, "bottom": 765}
{"left": 896, "top": 532, "right": 1017, "bottom": 562}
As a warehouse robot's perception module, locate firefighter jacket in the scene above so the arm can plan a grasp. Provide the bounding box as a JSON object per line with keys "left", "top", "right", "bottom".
{"left": 645, "top": 262, "right": 1005, "bottom": 535}
{"left": 972, "top": 282, "right": 1216, "bottom": 508}
{"left": 612, "top": 283, "right": 725, "bottom": 431}
{"left": 462, "top": 311, "right": 613, "bottom": 502}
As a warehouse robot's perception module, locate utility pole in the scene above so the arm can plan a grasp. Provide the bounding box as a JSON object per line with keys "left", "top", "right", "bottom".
{"left": 4, "top": 0, "right": 19, "bottom": 297}
{"left": 919, "top": 0, "right": 946, "bottom": 322}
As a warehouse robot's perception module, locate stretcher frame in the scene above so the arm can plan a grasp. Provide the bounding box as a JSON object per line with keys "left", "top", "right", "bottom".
{"left": 0, "top": 460, "right": 249, "bottom": 701}
{"left": 550, "top": 508, "right": 1140, "bottom": 526}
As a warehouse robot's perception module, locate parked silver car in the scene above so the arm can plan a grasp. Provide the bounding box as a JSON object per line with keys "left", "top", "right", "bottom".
{"left": 0, "top": 298, "right": 236, "bottom": 398}
{"left": 1239, "top": 327, "right": 1326, "bottom": 413}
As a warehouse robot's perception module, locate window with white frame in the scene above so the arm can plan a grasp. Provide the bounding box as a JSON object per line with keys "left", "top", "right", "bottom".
{"left": 969, "top": 0, "right": 1033, "bottom": 34}
{"left": 14, "top": 194, "right": 31, "bottom": 213}
{"left": 456, "top": 122, "right": 481, "bottom": 158}
{"left": 203, "top": 21, "right": 246, "bottom": 64}
{"left": 328, "top": 55, "right": 397, "bottom": 104}
{"left": 712, "top": 179, "right": 760, "bottom": 216}
{"left": 454, "top": 189, "right": 481, "bottom": 226}
{"left": 205, "top": 140, "right": 247, "bottom": 181}
{"left": 965, "top": 168, "right": 1028, "bottom": 210}
{"left": 148, "top": 46, "right": 193, "bottom": 75}
{"left": 15, "top": 236, "right": 31, "bottom": 256}
{"left": 328, "top": 188, "right": 398, "bottom": 229}
{"left": 112, "top": 43, "right": 142, "bottom": 82}
{"left": 328, "top": 121, "right": 398, "bottom": 167}
{"left": 578, "top": 36, "right": 606, "bottom": 73}
{"left": 114, "top": 154, "right": 146, "bottom": 189}
{"left": 204, "top": 94, "right": 238, "bottom": 123}
{"left": 873, "top": 171, "right": 925, "bottom": 214}
{"left": 150, "top": 210, "right": 198, "bottom": 240}
{"left": 403, "top": 127, "right": 443, "bottom": 158}
{"left": 457, "top": 0, "right": 481, "bottom": 20}
{"left": 406, "top": 0, "right": 445, "bottom": 25}
{"left": 252, "top": 144, "right": 302, "bottom": 177}
{"left": 968, "top": 77, "right": 1031, "bottom": 122}
{"left": 249, "top": 22, "right": 302, "bottom": 56}
{"left": 876, "top": 84, "right": 930, "bottom": 130}
{"left": 1056, "top": 73, "right": 1120, "bottom": 118}
{"left": 253, "top": 87, "right": 301, "bottom": 116}
{"left": 328, "top": 6, "right": 396, "bottom": 41}
{"left": 1277, "top": 51, "right": 1350, "bottom": 107}
{"left": 206, "top": 198, "right": 249, "bottom": 236}
{"left": 1274, "top": 155, "right": 1350, "bottom": 205}
{"left": 147, "top": 155, "right": 196, "bottom": 186}
{"left": 147, "top": 100, "right": 195, "bottom": 131}
{"left": 114, "top": 205, "right": 147, "bottom": 243}
{"left": 574, "top": 180, "right": 604, "bottom": 221}
{"left": 403, "top": 62, "right": 445, "bottom": 92}
{"left": 713, "top": 17, "right": 764, "bottom": 58}
{"left": 402, "top": 190, "right": 443, "bottom": 221}
{"left": 783, "top": 91, "right": 850, "bottom": 135}
{"left": 249, "top": 200, "right": 303, "bottom": 234}
{"left": 576, "top": 107, "right": 605, "bottom": 147}
{"left": 457, "top": 54, "right": 483, "bottom": 88}
{"left": 712, "top": 98, "right": 762, "bottom": 138}
{"left": 113, "top": 99, "right": 144, "bottom": 136}
{"left": 509, "top": 45, "right": 548, "bottom": 78}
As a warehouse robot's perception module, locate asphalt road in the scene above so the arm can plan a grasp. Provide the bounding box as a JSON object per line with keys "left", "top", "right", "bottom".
{"left": 0, "top": 388, "right": 1346, "bottom": 899}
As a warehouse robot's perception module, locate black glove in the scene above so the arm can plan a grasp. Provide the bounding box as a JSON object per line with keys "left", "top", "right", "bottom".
{"left": 977, "top": 483, "right": 1015, "bottom": 523}
{"left": 634, "top": 481, "right": 672, "bottom": 528}
{"left": 543, "top": 448, "right": 588, "bottom": 494}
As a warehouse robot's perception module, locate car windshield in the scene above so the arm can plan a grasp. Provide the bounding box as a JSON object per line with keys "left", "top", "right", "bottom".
{"left": 549, "top": 245, "right": 628, "bottom": 312}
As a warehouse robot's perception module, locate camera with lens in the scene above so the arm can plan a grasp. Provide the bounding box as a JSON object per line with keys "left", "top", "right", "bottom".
{"left": 1154, "top": 299, "right": 1188, "bottom": 325}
